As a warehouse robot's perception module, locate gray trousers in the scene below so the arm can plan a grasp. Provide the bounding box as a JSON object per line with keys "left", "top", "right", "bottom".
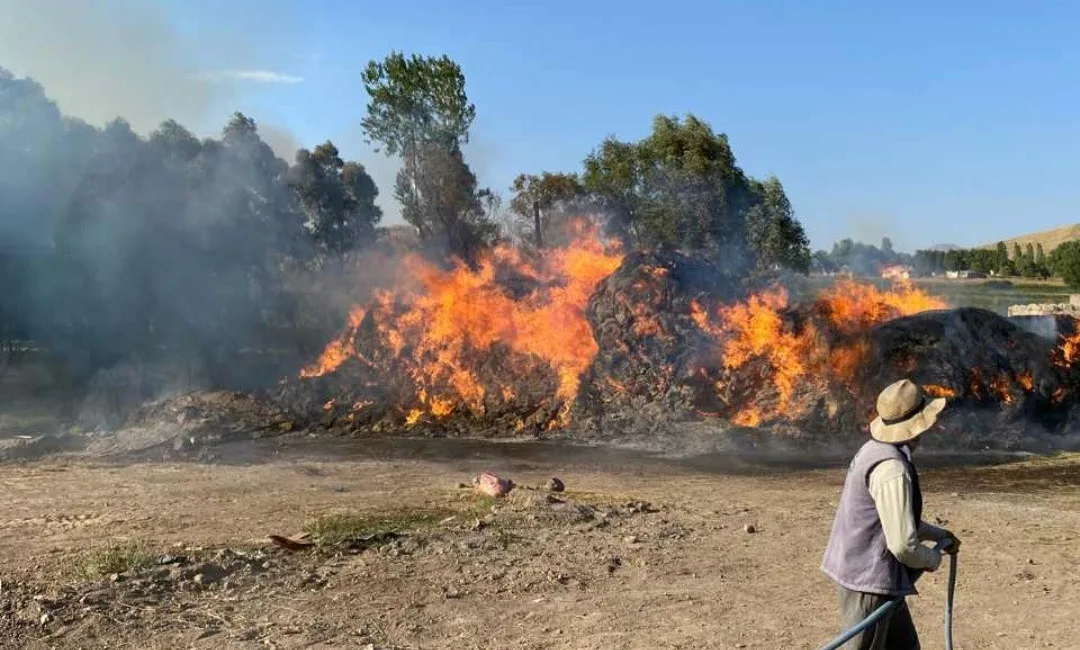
{"left": 836, "top": 586, "right": 920, "bottom": 650}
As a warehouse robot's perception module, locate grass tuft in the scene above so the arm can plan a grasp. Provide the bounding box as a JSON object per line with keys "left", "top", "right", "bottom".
{"left": 72, "top": 543, "right": 154, "bottom": 580}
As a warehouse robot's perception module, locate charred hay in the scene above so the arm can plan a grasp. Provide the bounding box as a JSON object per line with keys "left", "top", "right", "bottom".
{"left": 723, "top": 308, "right": 1079, "bottom": 449}
{"left": 575, "top": 250, "right": 739, "bottom": 436}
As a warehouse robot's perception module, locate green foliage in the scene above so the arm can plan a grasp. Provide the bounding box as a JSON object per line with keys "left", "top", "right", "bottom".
{"left": 995, "top": 242, "right": 1009, "bottom": 275}
{"left": 508, "top": 171, "right": 593, "bottom": 246}
{"left": 288, "top": 141, "right": 381, "bottom": 254}
{"left": 395, "top": 143, "right": 499, "bottom": 260}
{"left": 745, "top": 177, "right": 810, "bottom": 273}
{"left": 361, "top": 53, "right": 494, "bottom": 260}
{"left": 73, "top": 543, "right": 153, "bottom": 580}
{"left": 1050, "top": 241, "right": 1080, "bottom": 288}
{"left": 914, "top": 243, "right": 1050, "bottom": 279}
{"left": 360, "top": 52, "right": 475, "bottom": 154}
{"left": 580, "top": 113, "right": 809, "bottom": 273}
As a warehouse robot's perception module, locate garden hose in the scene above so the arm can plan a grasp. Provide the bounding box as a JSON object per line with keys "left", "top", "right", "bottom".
{"left": 818, "top": 540, "right": 956, "bottom": 650}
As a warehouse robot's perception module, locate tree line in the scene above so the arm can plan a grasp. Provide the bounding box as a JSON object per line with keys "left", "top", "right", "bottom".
{"left": 0, "top": 52, "right": 813, "bottom": 388}
{"left": 810, "top": 236, "right": 1080, "bottom": 289}
{"left": 911, "top": 242, "right": 1052, "bottom": 279}
{"left": 811, "top": 237, "right": 910, "bottom": 276}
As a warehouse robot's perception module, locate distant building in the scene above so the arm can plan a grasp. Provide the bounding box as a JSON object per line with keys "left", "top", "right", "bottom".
{"left": 945, "top": 270, "right": 986, "bottom": 279}
{"left": 880, "top": 265, "right": 912, "bottom": 280}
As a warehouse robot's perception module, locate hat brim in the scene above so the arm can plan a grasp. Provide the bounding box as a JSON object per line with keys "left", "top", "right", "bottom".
{"left": 869, "top": 397, "right": 947, "bottom": 444}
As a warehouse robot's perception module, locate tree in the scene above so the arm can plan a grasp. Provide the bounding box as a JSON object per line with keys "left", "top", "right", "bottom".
{"left": 509, "top": 171, "right": 592, "bottom": 246}
{"left": 944, "top": 249, "right": 965, "bottom": 272}
{"left": 995, "top": 241, "right": 1009, "bottom": 275}
{"left": 1013, "top": 243, "right": 1023, "bottom": 262}
{"left": 581, "top": 113, "right": 806, "bottom": 276}
{"left": 580, "top": 137, "right": 642, "bottom": 241}
{"left": 831, "top": 239, "right": 855, "bottom": 261}
{"left": 289, "top": 141, "right": 381, "bottom": 254}
{"left": 745, "top": 176, "right": 810, "bottom": 272}
{"left": 361, "top": 52, "right": 493, "bottom": 259}
{"left": 360, "top": 52, "right": 475, "bottom": 156}
{"left": 1025, "top": 243, "right": 1036, "bottom": 263}
{"left": 509, "top": 172, "right": 585, "bottom": 219}
{"left": 1051, "top": 241, "right": 1080, "bottom": 288}
{"left": 397, "top": 142, "right": 498, "bottom": 260}
{"left": 1036, "top": 243, "right": 1046, "bottom": 266}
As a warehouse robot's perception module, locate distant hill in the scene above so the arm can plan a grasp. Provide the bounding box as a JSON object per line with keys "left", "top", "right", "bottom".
{"left": 980, "top": 223, "right": 1080, "bottom": 253}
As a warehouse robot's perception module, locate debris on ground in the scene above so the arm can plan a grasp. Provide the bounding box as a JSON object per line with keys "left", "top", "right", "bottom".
{"left": 267, "top": 533, "right": 315, "bottom": 552}
{"left": 474, "top": 471, "right": 515, "bottom": 497}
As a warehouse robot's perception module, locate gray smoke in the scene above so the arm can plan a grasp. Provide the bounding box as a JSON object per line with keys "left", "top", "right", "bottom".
{"left": 0, "top": 0, "right": 301, "bottom": 140}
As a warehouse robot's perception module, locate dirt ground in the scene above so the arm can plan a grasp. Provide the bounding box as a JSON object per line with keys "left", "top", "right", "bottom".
{"left": 0, "top": 440, "right": 1077, "bottom": 650}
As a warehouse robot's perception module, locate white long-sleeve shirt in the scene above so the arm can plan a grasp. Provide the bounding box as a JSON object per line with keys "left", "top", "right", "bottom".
{"left": 867, "top": 459, "right": 947, "bottom": 571}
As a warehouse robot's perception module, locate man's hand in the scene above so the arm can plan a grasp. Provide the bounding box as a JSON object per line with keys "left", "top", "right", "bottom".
{"left": 941, "top": 531, "right": 961, "bottom": 555}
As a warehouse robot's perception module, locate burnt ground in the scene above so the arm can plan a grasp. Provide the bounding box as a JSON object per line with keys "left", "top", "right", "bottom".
{"left": 0, "top": 439, "right": 1077, "bottom": 650}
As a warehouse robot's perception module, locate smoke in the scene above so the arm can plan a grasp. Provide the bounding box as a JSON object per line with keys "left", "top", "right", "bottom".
{"left": 0, "top": 0, "right": 220, "bottom": 132}
{"left": 0, "top": 0, "right": 302, "bottom": 147}
{"left": 0, "top": 61, "right": 327, "bottom": 431}
{"left": 259, "top": 123, "right": 302, "bottom": 162}
{"left": 843, "top": 210, "right": 898, "bottom": 250}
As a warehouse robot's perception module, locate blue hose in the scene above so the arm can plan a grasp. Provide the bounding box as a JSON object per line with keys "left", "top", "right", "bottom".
{"left": 817, "top": 541, "right": 956, "bottom": 650}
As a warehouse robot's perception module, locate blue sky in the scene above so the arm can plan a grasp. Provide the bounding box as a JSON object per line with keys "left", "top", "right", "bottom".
{"left": 15, "top": 0, "right": 1080, "bottom": 252}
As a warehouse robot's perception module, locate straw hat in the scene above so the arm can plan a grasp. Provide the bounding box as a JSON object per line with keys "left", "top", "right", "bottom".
{"left": 869, "top": 379, "right": 947, "bottom": 444}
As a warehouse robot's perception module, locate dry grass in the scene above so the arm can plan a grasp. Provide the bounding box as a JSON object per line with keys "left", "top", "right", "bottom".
{"left": 979, "top": 222, "right": 1080, "bottom": 253}
{"left": 71, "top": 543, "right": 154, "bottom": 581}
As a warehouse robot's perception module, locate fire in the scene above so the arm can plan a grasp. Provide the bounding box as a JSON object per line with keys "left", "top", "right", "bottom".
{"left": 700, "top": 277, "right": 946, "bottom": 425}
{"left": 818, "top": 278, "right": 946, "bottom": 334}
{"left": 1054, "top": 329, "right": 1080, "bottom": 367}
{"left": 301, "top": 308, "right": 367, "bottom": 378}
{"left": 301, "top": 221, "right": 623, "bottom": 423}
{"left": 714, "top": 287, "right": 815, "bottom": 410}
{"left": 988, "top": 373, "right": 1014, "bottom": 404}
{"left": 922, "top": 384, "right": 957, "bottom": 399}
{"left": 303, "top": 235, "right": 956, "bottom": 432}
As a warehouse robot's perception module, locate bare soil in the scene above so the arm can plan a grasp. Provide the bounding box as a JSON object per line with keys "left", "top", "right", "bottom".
{"left": 0, "top": 441, "right": 1077, "bottom": 649}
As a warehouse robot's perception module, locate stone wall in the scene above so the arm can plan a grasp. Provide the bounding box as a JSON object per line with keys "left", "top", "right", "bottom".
{"left": 1008, "top": 295, "right": 1080, "bottom": 317}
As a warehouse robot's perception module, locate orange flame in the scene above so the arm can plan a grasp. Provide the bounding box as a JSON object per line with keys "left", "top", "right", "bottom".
{"left": 922, "top": 384, "right": 957, "bottom": 399}
{"left": 819, "top": 278, "right": 946, "bottom": 334}
{"left": 302, "top": 221, "right": 623, "bottom": 423}
{"left": 700, "top": 278, "right": 946, "bottom": 425}
{"left": 301, "top": 307, "right": 367, "bottom": 378}
{"left": 1054, "top": 330, "right": 1080, "bottom": 368}
{"left": 988, "top": 373, "right": 1014, "bottom": 404}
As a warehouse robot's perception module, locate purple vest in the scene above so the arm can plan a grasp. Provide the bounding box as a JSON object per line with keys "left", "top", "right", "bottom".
{"left": 820, "top": 439, "right": 923, "bottom": 596}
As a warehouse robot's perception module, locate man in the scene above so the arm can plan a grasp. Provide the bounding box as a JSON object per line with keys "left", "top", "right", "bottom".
{"left": 821, "top": 378, "right": 961, "bottom": 650}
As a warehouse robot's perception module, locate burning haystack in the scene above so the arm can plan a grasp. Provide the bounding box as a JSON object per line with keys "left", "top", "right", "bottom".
{"left": 274, "top": 222, "right": 624, "bottom": 436}
{"left": 276, "top": 224, "right": 1080, "bottom": 449}
{"left": 573, "top": 249, "right": 742, "bottom": 436}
